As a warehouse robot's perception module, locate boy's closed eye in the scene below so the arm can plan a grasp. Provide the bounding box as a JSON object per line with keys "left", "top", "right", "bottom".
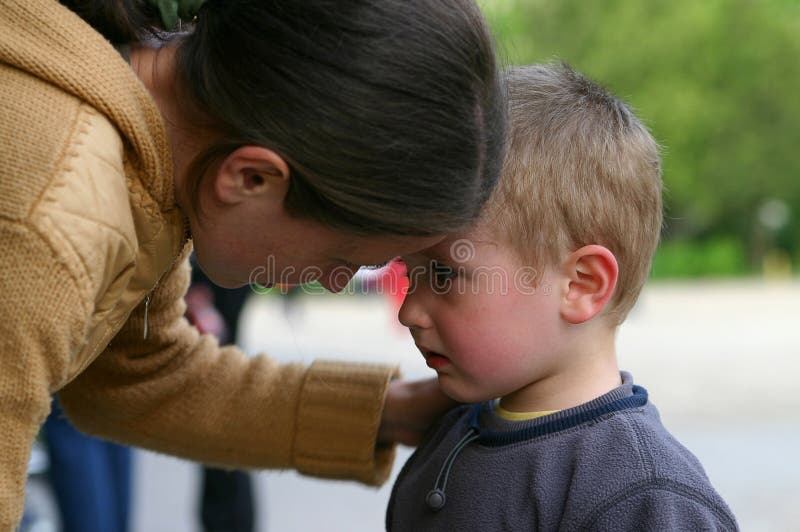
{"left": 431, "top": 260, "right": 458, "bottom": 281}
{"left": 402, "top": 259, "right": 457, "bottom": 276}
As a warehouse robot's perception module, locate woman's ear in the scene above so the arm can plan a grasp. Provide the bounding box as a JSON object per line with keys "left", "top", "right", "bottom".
{"left": 211, "top": 146, "right": 291, "bottom": 205}
{"left": 559, "top": 245, "right": 618, "bottom": 324}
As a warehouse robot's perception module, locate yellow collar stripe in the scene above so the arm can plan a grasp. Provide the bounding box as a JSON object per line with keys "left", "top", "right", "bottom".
{"left": 494, "top": 402, "right": 559, "bottom": 421}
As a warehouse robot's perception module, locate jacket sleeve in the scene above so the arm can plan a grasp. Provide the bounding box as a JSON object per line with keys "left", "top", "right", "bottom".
{"left": 59, "top": 248, "right": 400, "bottom": 486}
{"left": 0, "top": 221, "right": 97, "bottom": 530}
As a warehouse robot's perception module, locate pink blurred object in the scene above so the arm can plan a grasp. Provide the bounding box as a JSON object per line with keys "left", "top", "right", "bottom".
{"left": 375, "top": 260, "right": 408, "bottom": 331}
{"left": 185, "top": 285, "right": 229, "bottom": 341}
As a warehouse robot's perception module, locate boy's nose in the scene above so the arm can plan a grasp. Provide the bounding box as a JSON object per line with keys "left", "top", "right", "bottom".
{"left": 398, "top": 293, "right": 433, "bottom": 330}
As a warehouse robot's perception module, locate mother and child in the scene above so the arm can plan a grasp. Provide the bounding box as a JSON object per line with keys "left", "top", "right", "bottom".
{"left": 0, "top": 0, "right": 736, "bottom": 530}
{"left": 388, "top": 63, "right": 738, "bottom": 531}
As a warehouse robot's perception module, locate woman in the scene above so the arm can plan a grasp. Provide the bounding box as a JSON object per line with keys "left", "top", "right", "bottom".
{"left": 0, "top": 0, "right": 505, "bottom": 528}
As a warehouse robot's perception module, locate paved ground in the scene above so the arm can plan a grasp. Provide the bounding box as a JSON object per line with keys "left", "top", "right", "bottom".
{"left": 124, "top": 279, "right": 799, "bottom": 531}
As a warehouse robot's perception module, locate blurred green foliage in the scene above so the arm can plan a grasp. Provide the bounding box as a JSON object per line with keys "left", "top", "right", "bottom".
{"left": 480, "top": 0, "right": 800, "bottom": 276}
{"left": 652, "top": 237, "right": 748, "bottom": 278}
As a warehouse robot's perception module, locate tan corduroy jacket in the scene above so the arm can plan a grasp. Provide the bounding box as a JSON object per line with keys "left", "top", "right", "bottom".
{"left": 0, "top": 1, "right": 398, "bottom": 528}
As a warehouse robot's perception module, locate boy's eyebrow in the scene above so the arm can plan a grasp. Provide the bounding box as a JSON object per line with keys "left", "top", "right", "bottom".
{"left": 405, "top": 254, "right": 455, "bottom": 269}
{"left": 401, "top": 251, "right": 437, "bottom": 262}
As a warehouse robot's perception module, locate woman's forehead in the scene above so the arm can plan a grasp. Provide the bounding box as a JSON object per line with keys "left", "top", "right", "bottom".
{"left": 339, "top": 233, "right": 444, "bottom": 263}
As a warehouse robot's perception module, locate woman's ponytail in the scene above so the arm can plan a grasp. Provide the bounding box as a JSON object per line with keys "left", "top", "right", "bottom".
{"left": 58, "top": 0, "right": 196, "bottom": 43}
{"left": 147, "top": 0, "right": 206, "bottom": 32}
{"left": 61, "top": 0, "right": 506, "bottom": 236}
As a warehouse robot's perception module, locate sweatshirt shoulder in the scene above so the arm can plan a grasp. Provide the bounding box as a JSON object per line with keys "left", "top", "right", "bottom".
{"left": 577, "top": 478, "right": 739, "bottom": 531}
{"left": 569, "top": 403, "right": 706, "bottom": 476}
{"left": 564, "top": 405, "right": 737, "bottom": 530}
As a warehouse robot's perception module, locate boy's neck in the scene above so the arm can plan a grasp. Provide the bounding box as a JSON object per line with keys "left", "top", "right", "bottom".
{"left": 499, "top": 326, "right": 621, "bottom": 414}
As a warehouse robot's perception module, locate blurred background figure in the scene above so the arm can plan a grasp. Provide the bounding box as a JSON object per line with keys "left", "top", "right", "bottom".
{"left": 278, "top": 285, "right": 304, "bottom": 326}
{"left": 20, "top": 437, "right": 58, "bottom": 532}
{"left": 43, "top": 398, "right": 132, "bottom": 532}
{"left": 186, "top": 259, "right": 256, "bottom": 532}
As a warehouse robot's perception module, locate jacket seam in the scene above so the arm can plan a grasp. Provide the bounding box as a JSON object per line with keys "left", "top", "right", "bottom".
{"left": 0, "top": 217, "right": 92, "bottom": 329}
{"left": 27, "top": 220, "right": 92, "bottom": 319}
{"left": 24, "top": 103, "right": 138, "bottom": 289}
{"left": 25, "top": 102, "right": 88, "bottom": 221}
{"left": 623, "top": 413, "right": 656, "bottom": 480}
{"left": 51, "top": 208, "right": 137, "bottom": 259}
{"left": 44, "top": 216, "right": 95, "bottom": 299}
{"left": 0, "top": 220, "right": 89, "bottom": 394}
{"left": 576, "top": 478, "right": 737, "bottom": 531}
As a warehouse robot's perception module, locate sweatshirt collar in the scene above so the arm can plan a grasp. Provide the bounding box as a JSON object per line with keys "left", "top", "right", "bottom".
{"left": 0, "top": 0, "right": 175, "bottom": 212}
{"left": 474, "top": 372, "right": 647, "bottom": 446}
{"left": 423, "top": 372, "right": 648, "bottom": 512}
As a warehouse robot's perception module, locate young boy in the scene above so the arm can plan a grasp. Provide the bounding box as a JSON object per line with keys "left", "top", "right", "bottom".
{"left": 387, "top": 64, "right": 738, "bottom": 531}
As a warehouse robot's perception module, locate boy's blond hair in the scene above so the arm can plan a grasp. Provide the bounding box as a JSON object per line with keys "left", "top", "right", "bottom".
{"left": 483, "top": 63, "right": 662, "bottom": 323}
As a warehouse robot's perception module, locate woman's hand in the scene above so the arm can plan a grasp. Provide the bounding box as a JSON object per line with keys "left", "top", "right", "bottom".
{"left": 378, "top": 378, "right": 457, "bottom": 447}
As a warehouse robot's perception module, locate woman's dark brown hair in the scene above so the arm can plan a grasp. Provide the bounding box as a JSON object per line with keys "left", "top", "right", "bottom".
{"left": 61, "top": 0, "right": 506, "bottom": 236}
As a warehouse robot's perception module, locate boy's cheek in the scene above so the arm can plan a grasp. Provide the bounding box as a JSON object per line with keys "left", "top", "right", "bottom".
{"left": 443, "top": 326, "right": 488, "bottom": 357}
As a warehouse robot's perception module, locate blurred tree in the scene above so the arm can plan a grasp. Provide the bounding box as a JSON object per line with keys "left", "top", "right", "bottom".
{"left": 481, "top": 0, "right": 800, "bottom": 275}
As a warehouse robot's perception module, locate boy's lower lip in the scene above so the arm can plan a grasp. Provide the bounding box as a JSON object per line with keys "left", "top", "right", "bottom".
{"left": 425, "top": 353, "right": 450, "bottom": 370}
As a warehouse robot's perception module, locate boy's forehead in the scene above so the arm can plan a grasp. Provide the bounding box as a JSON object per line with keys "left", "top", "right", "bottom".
{"left": 410, "top": 226, "right": 498, "bottom": 261}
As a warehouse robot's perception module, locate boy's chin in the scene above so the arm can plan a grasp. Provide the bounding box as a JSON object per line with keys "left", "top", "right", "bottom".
{"left": 437, "top": 378, "right": 490, "bottom": 404}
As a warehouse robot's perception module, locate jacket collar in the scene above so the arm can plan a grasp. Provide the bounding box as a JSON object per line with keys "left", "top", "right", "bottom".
{"left": 0, "top": 0, "right": 175, "bottom": 212}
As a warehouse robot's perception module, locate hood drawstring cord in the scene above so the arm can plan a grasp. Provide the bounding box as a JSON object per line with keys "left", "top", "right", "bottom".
{"left": 425, "top": 427, "right": 480, "bottom": 511}
{"left": 143, "top": 294, "right": 151, "bottom": 339}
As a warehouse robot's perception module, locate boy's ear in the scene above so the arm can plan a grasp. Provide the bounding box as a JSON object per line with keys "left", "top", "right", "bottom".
{"left": 559, "top": 245, "right": 618, "bottom": 324}
{"left": 211, "top": 146, "right": 290, "bottom": 206}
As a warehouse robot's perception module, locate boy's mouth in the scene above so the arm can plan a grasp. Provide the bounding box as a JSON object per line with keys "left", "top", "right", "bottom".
{"left": 420, "top": 348, "right": 450, "bottom": 370}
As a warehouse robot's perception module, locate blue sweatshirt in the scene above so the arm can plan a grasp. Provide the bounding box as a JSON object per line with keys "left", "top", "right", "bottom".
{"left": 387, "top": 373, "right": 737, "bottom": 531}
